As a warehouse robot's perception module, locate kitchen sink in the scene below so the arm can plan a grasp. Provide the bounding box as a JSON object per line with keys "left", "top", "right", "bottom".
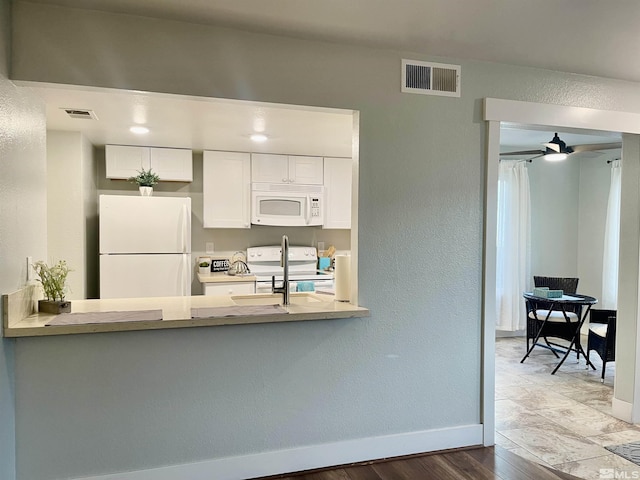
{"left": 231, "top": 292, "right": 325, "bottom": 306}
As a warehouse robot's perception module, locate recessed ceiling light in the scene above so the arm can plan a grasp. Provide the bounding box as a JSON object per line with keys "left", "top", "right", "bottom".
{"left": 130, "top": 126, "right": 149, "bottom": 134}
{"left": 250, "top": 133, "right": 268, "bottom": 142}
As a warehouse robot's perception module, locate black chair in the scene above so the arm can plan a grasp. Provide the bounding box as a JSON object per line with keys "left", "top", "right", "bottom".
{"left": 525, "top": 276, "right": 582, "bottom": 357}
{"left": 587, "top": 309, "right": 617, "bottom": 381}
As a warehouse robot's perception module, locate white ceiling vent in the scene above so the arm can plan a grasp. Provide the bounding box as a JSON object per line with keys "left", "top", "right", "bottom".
{"left": 62, "top": 108, "right": 98, "bottom": 120}
{"left": 401, "top": 59, "right": 461, "bottom": 97}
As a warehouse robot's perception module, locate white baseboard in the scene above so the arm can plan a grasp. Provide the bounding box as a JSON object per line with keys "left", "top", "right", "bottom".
{"left": 76, "top": 424, "right": 483, "bottom": 480}
{"left": 612, "top": 397, "right": 633, "bottom": 423}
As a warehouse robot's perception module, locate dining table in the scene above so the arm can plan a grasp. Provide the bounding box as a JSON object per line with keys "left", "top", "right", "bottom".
{"left": 521, "top": 292, "right": 598, "bottom": 374}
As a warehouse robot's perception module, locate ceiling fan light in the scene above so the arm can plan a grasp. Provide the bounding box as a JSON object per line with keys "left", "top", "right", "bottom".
{"left": 544, "top": 152, "right": 568, "bottom": 162}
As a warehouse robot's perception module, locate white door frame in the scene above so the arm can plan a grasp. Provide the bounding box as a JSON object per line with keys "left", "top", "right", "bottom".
{"left": 482, "top": 98, "right": 640, "bottom": 445}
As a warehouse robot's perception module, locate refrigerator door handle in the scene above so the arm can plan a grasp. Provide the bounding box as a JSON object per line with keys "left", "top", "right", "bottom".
{"left": 181, "top": 204, "right": 189, "bottom": 253}
{"left": 182, "top": 253, "right": 188, "bottom": 296}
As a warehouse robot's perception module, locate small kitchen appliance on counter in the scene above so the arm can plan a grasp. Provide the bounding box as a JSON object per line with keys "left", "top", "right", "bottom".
{"left": 227, "top": 251, "right": 251, "bottom": 276}
{"left": 247, "top": 245, "right": 334, "bottom": 293}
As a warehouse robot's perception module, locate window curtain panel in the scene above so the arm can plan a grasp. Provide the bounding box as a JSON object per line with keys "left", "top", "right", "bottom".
{"left": 496, "top": 160, "right": 531, "bottom": 331}
{"left": 602, "top": 159, "right": 621, "bottom": 310}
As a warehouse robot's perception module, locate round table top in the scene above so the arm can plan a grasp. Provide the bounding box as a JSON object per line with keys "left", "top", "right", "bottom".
{"left": 523, "top": 292, "right": 598, "bottom": 305}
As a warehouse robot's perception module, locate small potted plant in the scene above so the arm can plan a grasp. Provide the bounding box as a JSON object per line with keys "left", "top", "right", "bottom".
{"left": 128, "top": 168, "right": 160, "bottom": 196}
{"left": 198, "top": 260, "right": 211, "bottom": 275}
{"left": 34, "top": 260, "right": 72, "bottom": 314}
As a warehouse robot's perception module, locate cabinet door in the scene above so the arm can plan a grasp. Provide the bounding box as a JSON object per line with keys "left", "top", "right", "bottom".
{"left": 289, "top": 156, "right": 323, "bottom": 184}
{"left": 203, "top": 282, "right": 255, "bottom": 296}
{"left": 323, "top": 157, "right": 352, "bottom": 229}
{"left": 105, "top": 145, "right": 150, "bottom": 179}
{"left": 150, "top": 147, "right": 193, "bottom": 182}
{"left": 251, "top": 153, "right": 289, "bottom": 183}
{"left": 203, "top": 151, "right": 251, "bottom": 228}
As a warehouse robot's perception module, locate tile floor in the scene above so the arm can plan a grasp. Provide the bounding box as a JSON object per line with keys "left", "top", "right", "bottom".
{"left": 496, "top": 336, "right": 640, "bottom": 479}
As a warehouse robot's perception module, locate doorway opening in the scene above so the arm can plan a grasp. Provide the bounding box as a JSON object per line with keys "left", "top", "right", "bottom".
{"left": 493, "top": 123, "right": 623, "bottom": 468}
{"left": 483, "top": 99, "right": 640, "bottom": 451}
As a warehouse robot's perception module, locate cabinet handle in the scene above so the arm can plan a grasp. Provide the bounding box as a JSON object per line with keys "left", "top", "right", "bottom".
{"left": 282, "top": 178, "right": 287, "bottom": 182}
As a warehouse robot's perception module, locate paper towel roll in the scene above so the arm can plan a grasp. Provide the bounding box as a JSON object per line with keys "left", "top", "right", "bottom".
{"left": 334, "top": 255, "right": 351, "bottom": 302}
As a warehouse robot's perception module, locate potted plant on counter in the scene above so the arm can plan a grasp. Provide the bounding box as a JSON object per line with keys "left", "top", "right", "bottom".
{"left": 128, "top": 168, "right": 160, "bottom": 196}
{"left": 198, "top": 260, "right": 211, "bottom": 275}
{"left": 34, "top": 260, "right": 72, "bottom": 314}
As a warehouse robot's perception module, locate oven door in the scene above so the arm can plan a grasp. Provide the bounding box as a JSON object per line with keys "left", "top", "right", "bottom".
{"left": 251, "top": 184, "right": 323, "bottom": 226}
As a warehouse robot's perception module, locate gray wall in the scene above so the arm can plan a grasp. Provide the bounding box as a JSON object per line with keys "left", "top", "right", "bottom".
{"left": 578, "top": 156, "right": 614, "bottom": 300}
{"left": 47, "top": 131, "right": 98, "bottom": 300}
{"left": 8, "top": 2, "right": 640, "bottom": 479}
{"left": 0, "top": 2, "right": 48, "bottom": 480}
{"left": 528, "top": 159, "right": 580, "bottom": 276}
{"left": 528, "top": 156, "right": 612, "bottom": 298}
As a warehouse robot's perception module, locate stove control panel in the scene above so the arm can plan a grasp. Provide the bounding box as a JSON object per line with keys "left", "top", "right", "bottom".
{"left": 247, "top": 246, "right": 318, "bottom": 263}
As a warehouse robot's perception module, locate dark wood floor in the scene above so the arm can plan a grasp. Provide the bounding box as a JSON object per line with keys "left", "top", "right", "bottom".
{"left": 254, "top": 446, "right": 581, "bottom": 480}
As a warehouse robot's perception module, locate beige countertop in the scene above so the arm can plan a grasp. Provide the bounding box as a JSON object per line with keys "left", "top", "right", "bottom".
{"left": 197, "top": 272, "right": 257, "bottom": 283}
{"left": 197, "top": 271, "right": 333, "bottom": 283}
{"left": 3, "top": 287, "right": 368, "bottom": 338}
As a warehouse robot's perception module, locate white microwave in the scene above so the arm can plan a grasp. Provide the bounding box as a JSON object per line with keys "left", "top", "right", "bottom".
{"left": 251, "top": 183, "right": 324, "bottom": 226}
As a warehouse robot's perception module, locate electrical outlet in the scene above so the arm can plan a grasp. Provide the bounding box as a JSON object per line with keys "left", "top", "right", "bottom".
{"left": 27, "top": 256, "right": 34, "bottom": 282}
{"left": 205, "top": 242, "right": 215, "bottom": 254}
{"left": 317, "top": 241, "right": 325, "bottom": 253}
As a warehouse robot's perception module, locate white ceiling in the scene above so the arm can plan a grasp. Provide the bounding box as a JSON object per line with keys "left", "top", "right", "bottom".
{"left": 21, "top": 82, "right": 354, "bottom": 157}
{"left": 28, "top": 0, "right": 640, "bottom": 83}
{"left": 18, "top": 2, "right": 632, "bottom": 155}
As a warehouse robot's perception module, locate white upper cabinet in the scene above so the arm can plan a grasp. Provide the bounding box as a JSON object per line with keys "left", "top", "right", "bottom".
{"left": 323, "top": 157, "right": 352, "bottom": 229}
{"left": 105, "top": 145, "right": 149, "bottom": 179}
{"left": 149, "top": 147, "right": 193, "bottom": 182}
{"left": 251, "top": 153, "right": 288, "bottom": 183}
{"left": 289, "top": 156, "right": 324, "bottom": 184}
{"left": 252, "top": 153, "right": 323, "bottom": 184}
{"left": 105, "top": 145, "right": 193, "bottom": 182}
{"left": 203, "top": 151, "right": 251, "bottom": 228}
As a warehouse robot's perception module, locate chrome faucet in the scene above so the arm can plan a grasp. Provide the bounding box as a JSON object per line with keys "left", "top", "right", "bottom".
{"left": 272, "top": 235, "right": 290, "bottom": 305}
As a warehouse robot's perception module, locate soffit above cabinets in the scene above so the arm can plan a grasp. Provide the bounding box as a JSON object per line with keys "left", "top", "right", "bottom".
{"left": 21, "top": 81, "right": 354, "bottom": 158}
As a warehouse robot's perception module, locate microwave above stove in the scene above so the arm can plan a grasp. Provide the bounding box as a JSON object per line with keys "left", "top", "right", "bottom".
{"left": 251, "top": 183, "right": 324, "bottom": 227}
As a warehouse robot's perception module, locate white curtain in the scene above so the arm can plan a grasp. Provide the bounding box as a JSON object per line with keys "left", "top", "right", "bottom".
{"left": 602, "top": 159, "right": 621, "bottom": 309}
{"left": 496, "top": 160, "right": 531, "bottom": 331}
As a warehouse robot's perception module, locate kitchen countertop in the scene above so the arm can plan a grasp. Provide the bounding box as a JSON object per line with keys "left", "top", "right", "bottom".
{"left": 197, "top": 272, "right": 257, "bottom": 283}
{"left": 197, "top": 271, "right": 333, "bottom": 283}
{"left": 2, "top": 286, "right": 368, "bottom": 337}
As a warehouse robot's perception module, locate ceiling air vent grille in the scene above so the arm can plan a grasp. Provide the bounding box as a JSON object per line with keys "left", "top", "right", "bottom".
{"left": 401, "top": 59, "right": 461, "bottom": 97}
{"left": 62, "top": 108, "right": 98, "bottom": 120}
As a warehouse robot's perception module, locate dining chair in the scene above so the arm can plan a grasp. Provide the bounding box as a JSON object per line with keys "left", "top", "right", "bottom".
{"left": 525, "top": 276, "right": 581, "bottom": 357}
{"left": 587, "top": 309, "right": 617, "bottom": 381}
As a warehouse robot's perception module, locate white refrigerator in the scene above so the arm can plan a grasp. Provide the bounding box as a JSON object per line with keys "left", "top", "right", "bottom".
{"left": 99, "top": 195, "right": 192, "bottom": 299}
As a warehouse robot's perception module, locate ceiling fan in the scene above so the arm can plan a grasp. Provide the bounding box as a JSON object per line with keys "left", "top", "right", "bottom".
{"left": 500, "top": 132, "right": 621, "bottom": 162}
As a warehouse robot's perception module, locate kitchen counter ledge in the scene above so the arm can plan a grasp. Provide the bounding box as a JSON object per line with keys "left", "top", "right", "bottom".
{"left": 2, "top": 286, "right": 369, "bottom": 338}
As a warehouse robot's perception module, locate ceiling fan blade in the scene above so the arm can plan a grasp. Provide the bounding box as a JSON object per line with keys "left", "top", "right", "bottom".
{"left": 570, "top": 142, "right": 622, "bottom": 153}
{"left": 500, "top": 149, "right": 545, "bottom": 156}
{"left": 542, "top": 142, "right": 561, "bottom": 153}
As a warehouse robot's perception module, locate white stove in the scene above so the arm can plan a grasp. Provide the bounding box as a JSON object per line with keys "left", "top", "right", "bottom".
{"left": 246, "top": 245, "right": 334, "bottom": 293}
